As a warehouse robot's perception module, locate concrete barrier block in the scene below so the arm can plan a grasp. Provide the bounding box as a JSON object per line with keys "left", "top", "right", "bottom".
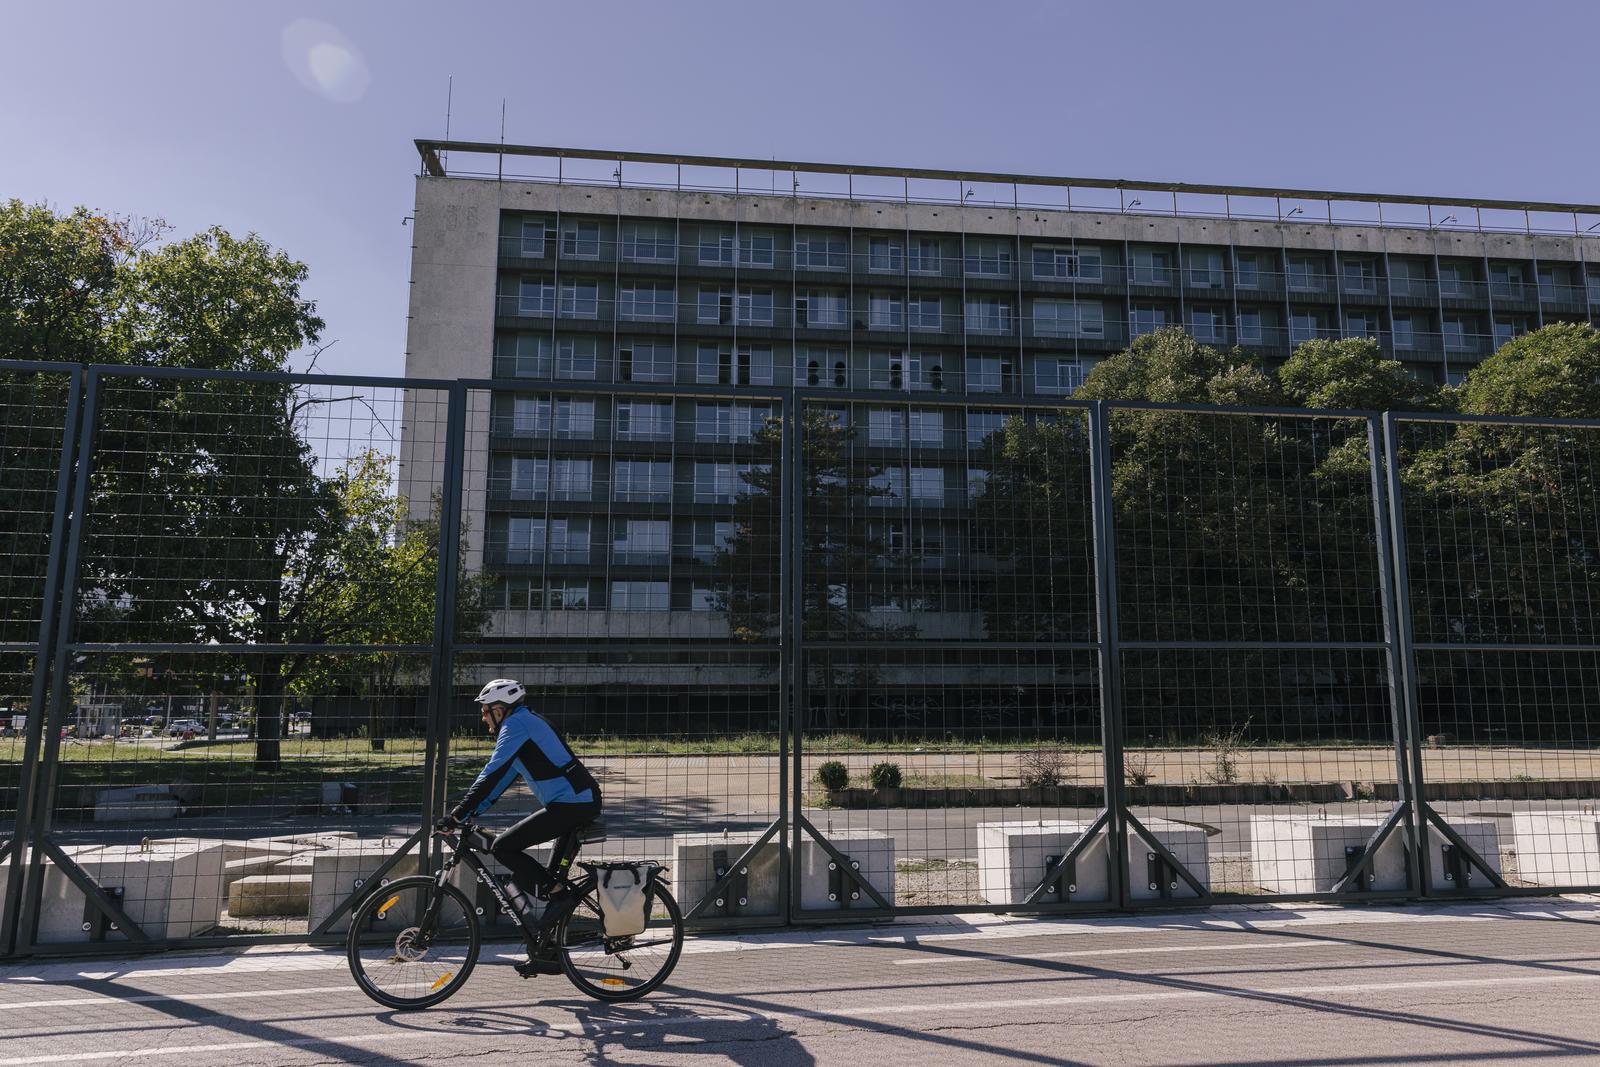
{"left": 306, "top": 846, "right": 420, "bottom": 934}
{"left": 976, "top": 818, "right": 1209, "bottom": 904}
{"left": 673, "top": 832, "right": 780, "bottom": 918}
{"left": 798, "top": 829, "right": 895, "bottom": 911}
{"left": 228, "top": 873, "right": 312, "bottom": 917}
{"left": 6, "top": 840, "right": 228, "bottom": 943}
{"left": 1511, "top": 811, "right": 1600, "bottom": 885}
{"left": 93, "top": 787, "right": 180, "bottom": 822}
{"left": 1251, "top": 813, "right": 1501, "bottom": 893}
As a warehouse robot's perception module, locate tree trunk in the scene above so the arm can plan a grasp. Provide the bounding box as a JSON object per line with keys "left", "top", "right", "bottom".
{"left": 254, "top": 660, "right": 282, "bottom": 772}
{"left": 369, "top": 694, "right": 387, "bottom": 753}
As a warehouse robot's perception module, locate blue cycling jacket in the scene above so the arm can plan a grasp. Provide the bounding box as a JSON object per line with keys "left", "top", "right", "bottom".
{"left": 453, "top": 706, "right": 599, "bottom": 817}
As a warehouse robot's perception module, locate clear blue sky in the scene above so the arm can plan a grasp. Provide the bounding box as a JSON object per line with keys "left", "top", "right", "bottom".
{"left": 4, "top": 0, "right": 1596, "bottom": 377}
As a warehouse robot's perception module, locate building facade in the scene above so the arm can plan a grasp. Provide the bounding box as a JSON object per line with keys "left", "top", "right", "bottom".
{"left": 401, "top": 143, "right": 1600, "bottom": 730}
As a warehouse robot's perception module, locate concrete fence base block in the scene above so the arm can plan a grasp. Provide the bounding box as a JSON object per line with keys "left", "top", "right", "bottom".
{"left": 1252, "top": 813, "right": 1503, "bottom": 894}
{"left": 3, "top": 841, "right": 227, "bottom": 944}
{"left": 1511, "top": 811, "right": 1600, "bottom": 885}
{"left": 306, "top": 847, "right": 420, "bottom": 934}
{"left": 228, "top": 874, "right": 312, "bottom": 917}
{"left": 798, "top": 829, "right": 895, "bottom": 911}
{"left": 976, "top": 817, "right": 1210, "bottom": 905}
{"left": 673, "top": 832, "right": 779, "bottom": 918}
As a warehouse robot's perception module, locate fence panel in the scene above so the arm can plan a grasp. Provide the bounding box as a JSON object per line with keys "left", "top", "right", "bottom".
{"left": 1108, "top": 407, "right": 1413, "bottom": 903}
{"left": 450, "top": 383, "right": 787, "bottom": 929}
{"left": 0, "top": 363, "right": 80, "bottom": 954}
{"left": 794, "top": 398, "right": 1109, "bottom": 917}
{"left": 15, "top": 371, "right": 456, "bottom": 953}
{"left": 1390, "top": 414, "right": 1600, "bottom": 896}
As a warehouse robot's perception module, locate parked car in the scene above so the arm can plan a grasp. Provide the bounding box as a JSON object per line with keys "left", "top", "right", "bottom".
{"left": 165, "top": 718, "right": 205, "bottom": 737}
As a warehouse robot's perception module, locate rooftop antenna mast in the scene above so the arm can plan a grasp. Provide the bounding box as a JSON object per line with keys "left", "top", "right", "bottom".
{"left": 498, "top": 98, "right": 506, "bottom": 181}
{"left": 442, "top": 75, "right": 453, "bottom": 172}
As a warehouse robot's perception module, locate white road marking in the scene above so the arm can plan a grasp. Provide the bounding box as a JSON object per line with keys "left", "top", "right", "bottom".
{"left": 892, "top": 938, "right": 1345, "bottom": 964}
{"left": 0, "top": 985, "right": 355, "bottom": 1011}
{"left": 0, "top": 972, "right": 1597, "bottom": 1065}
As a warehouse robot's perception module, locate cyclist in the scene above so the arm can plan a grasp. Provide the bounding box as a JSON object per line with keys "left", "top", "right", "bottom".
{"left": 440, "top": 678, "right": 601, "bottom": 977}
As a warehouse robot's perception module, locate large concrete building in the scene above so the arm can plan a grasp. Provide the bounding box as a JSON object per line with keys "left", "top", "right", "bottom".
{"left": 401, "top": 142, "right": 1600, "bottom": 729}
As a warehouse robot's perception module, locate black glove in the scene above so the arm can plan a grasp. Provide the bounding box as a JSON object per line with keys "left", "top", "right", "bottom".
{"left": 435, "top": 813, "right": 464, "bottom": 831}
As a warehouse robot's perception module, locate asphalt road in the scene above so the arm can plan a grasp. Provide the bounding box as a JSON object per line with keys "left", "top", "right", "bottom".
{"left": 3, "top": 897, "right": 1600, "bottom": 1065}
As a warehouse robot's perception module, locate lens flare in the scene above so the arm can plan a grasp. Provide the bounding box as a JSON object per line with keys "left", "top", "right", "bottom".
{"left": 281, "top": 19, "right": 371, "bottom": 103}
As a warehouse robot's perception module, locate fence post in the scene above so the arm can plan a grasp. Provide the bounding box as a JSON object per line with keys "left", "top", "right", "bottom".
{"left": 1368, "top": 415, "right": 1425, "bottom": 895}
{"left": 421, "top": 383, "right": 469, "bottom": 872}
{"left": 785, "top": 395, "right": 804, "bottom": 922}
{"left": 16, "top": 368, "right": 103, "bottom": 953}
{"left": 1088, "top": 401, "right": 1130, "bottom": 909}
{"left": 1, "top": 366, "right": 84, "bottom": 958}
{"left": 1379, "top": 414, "right": 1432, "bottom": 894}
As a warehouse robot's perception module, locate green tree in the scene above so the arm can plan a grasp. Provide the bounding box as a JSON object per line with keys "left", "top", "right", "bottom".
{"left": 1279, "top": 337, "right": 1443, "bottom": 413}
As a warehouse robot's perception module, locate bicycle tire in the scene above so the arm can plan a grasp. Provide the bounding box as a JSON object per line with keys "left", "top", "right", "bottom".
{"left": 559, "top": 881, "right": 684, "bottom": 1002}
{"left": 347, "top": 875, "right": 480, "bottom": 1010}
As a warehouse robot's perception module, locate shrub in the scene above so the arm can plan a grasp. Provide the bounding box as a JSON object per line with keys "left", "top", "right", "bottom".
{"left": 815, "top": 760, "right": 849, "bottom": 791}
{"left": 869, "top": 761, "right": 903, "bottom": 789}
{"left": 1017, "top": 748, "right": 1073, "bottom": 788}
{"left": 1124, "top": 752, "right": 1153, "bottom": 788}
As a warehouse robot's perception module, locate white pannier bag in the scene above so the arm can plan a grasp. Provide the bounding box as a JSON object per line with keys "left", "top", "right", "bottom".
{"left": 595, "top": 862, "right": 657, "bottom": 937}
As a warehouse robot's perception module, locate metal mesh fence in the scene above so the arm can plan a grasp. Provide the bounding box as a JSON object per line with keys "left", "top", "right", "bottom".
{"left": 1392, "top": 415, "right": 1600, "bottom": 894}
{"left": 7, "top": 366, "right": 1600, "bottom": 955}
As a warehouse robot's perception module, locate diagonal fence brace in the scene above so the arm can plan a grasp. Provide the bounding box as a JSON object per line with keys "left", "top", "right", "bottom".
{"left": 1023, "top": 808, "right": 1110, "bottom": 906}
{"left": 40, "top": 838, "right": 150, "bottom": 944}
{"left": 1424, "top": 804, "right": 1508, "bottom": 890}
{"left": 1123, "top": 811, "right": 1211, "bottom": 899}
{"left": 1330, "top": 801, "right": 1412, "bottom": 895}
{"left": 797, "top": 816, "right": 892, "bottom": 911}
{"left": 683, "top": 818, "right": 783, "bottom": 923}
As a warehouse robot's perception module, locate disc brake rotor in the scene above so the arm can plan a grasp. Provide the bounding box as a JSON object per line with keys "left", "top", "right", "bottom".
{"left": 390, "top": 927, "right": 429, "bottom": 963}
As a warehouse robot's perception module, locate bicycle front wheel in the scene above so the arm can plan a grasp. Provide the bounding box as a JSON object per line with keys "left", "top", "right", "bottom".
{"left": 559, "top": 881, "right": 684, "bottom": 1002}
{"left": 347, "top": 875, "right": 479, "bottom": 1010}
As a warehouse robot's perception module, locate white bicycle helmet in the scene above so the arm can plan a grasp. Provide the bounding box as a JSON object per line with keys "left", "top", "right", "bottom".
{"left": 475, "top": 678, "right": 525, "bottom": 707}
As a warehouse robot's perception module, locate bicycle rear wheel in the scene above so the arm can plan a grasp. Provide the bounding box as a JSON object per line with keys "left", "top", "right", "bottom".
{"left": 558, "top": 881, "right": 683, "bottom": 1001}
{"left": 347, "top": 875, "right": 479, "bottom": 1010}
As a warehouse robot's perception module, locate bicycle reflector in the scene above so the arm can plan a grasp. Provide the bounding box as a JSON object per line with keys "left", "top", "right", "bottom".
{"left": 431, "top": 973, "right": 454, "bottom": 991}
{"left": 377, "top": 895, "right": 400, "bottom": 918}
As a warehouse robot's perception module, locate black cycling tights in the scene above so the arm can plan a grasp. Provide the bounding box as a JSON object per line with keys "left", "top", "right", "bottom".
{"left": 490, "top": 801, "right": 601, "bottom": 895}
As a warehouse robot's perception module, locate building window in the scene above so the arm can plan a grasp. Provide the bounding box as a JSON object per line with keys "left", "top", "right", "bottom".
{"left": 1442, "top": 316, "right": 1472, "bottom": 352}
{"left": 968, "top": 355, "right": 1016, "bottom": 393}
{"left": 558, "top": 281, "right": 599, "bottom": 319}
{"left": 697, "top": 344, "right": 732, "bottom": 385}
{"left": 559, "top": 221, "right": 601, "bottom": 259}
{"left": 910, "top": 238, "right": 943, "bottom": 275}
{"left": 613, "top": 520, "right": 670, "bottom": 565}
{"left": 868, "top": 350, "right": 908, "bottom": 390}
{"left": 550, "top": 582, "right": 589, "bottom": 610}
{"left": 1391, "top": 316, "right": 1416, "bottom": 350}
{"left": 798, "top": 347, "right": 844, "bottom": 387}
{"left": 1287, "top": 256, "right": 1323, "bottom": 293}
{"left": 613, "top": 460, "right": 671, "bottom": 503}
{"left": 1234, "top": 255, "right": 1260, "bottom": 290}
{"left": 695, "top": 403, "right": 769, "bottom": 442}
{"left": 965, "top": 299, "right": 1014, "bottom": 335}
{"left": 518, "top": 279, "right": 555, "bottom": 316}
{"left": 1034, "top": 358, "right": 1083, "bottom": 396}
{"left": 555, "top": 337, "right": 597, "bottom": 380}
{"left": 966, "top": 412, "right": 1005, "bottom": 446}
{"left": 698, "top": 230, "right": 734, "bottom": 266}
{"left": 736, "top": 289, "right": 773, "bottom": 326}
{"left": 690, "top": 519, "right": 735, "bottom": 562}
{"left": 797, "top": 291, "right": 847, "bottom": 328}
{"left": 552, "top": 398, "right": 596, "bottom": 438}
{"left": 499, "top": 334, "right": 551, "bottom": 378}
{"left": 1342, "top": 259, "right": 1378, "bottom": 295}
{"left": 610, "top": 581, "right": 669, "bottom": 612}
{"left": 738, "top": 231, "right": 775, "bottom": 268}
{"left": 519, "top": 218, "right": 555, "bottom": 258}
{"left": 618, "top": 341, "right": 674, "bottom": 383}
{"left": 1289, "top": 311, "right": 1321, "bottom": 344}
{"left": 1032, "top": 245, "right": 1102, "bottom": 281}
{"left": 867, "top": 408, "right": 904, "bottom": 446}
{"left": 1187, "top": 306, "right": 1225, "bottom": 343}
{"left": 1236, "top": 309, "right": 1263, "bottom": 343}
{"left": 1130, "top": 304, "right": 1167, "bottom": 338}
{"left": 909, "top": 467, "right": 944, "bottom": 505}
{"left": 869, "top": 237, "right": 904, "bottom": 273}
{"left": 549, "top": 458, "right": 592, "bottom": 500}
{"left": 615, "top": 400, "right": 672, "bottom": 441}
{"left": 1438, "top": 263, "right": 1471, "bottom": 299}
{"left": 964, "top": 238, "right": 1013, "bottom": 278}
{"left": 1187, "top": 250, "right": 1223, "bottom": 288}
{"left": 621, "top": 221, "right": 676, "bottom": 262}
{"left": 1130, "top": 248, "right": 1174, "bottom": 286}
{"left": 693, "top": 462, "right": 750, "bottom": 503}
{"left": 869, "top": 467, "right": 906, "bottom": 504}
{"left": 698, "top": 287, "right": 733, "bottom": 325}
{"left": 908, "top": 296, "right": 941, "bottom": 331}
{"left": 509, "top": 457, "right": 547, "bottom": 499}
{"left": 795, "top": 231, "right": 848, "bottom": 270}
{"left": 909, "top": 408, "right": 944, "bottom": 445}
{"left": 869, "top": 293, "right": 904, "bottom": 329}
{"left": 617, "top": 283, "right": 675, "bottom": 322}
{"left": 1033, "top": 299, "right": 1102, "bottom": 338}
{"left": 736, "top": 345, "right": 774, "bottom": 386}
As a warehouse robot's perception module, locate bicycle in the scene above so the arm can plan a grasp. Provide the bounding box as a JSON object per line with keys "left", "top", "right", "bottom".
{"left": 346, "top": 817, "right": 684, "bottom": 1010}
